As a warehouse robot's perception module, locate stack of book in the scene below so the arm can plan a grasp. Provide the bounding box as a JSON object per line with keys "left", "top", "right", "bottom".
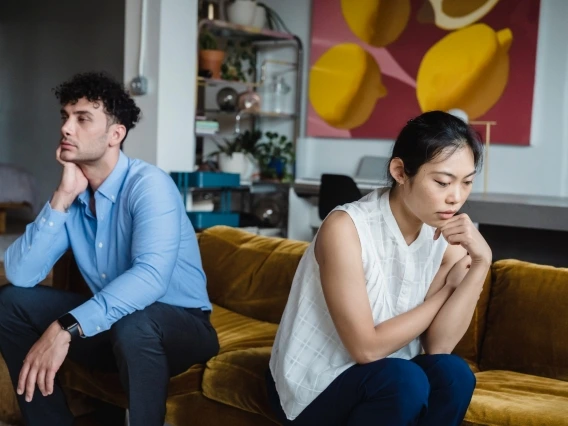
{"left": 196, "top": 118, "right": 219, "bottom": 135}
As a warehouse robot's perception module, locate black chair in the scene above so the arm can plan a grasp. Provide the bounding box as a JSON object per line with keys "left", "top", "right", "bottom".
{"left": 318, "top": 174, "right": 362, "bottom": 220}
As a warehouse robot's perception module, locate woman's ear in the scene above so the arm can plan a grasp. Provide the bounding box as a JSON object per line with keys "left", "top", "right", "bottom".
{"left": 389, "top": 158, "right": 406, "bottom": 185}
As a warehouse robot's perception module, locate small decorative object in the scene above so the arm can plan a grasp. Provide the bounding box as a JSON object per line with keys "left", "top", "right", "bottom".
{"left": 198, "top": 30, "right": 225, "bottom": 79}
{"left": 227, "top": 0, "right": 257, "bottom": 26}
{"left": 216, "top": 87, "right": 239, "bottom": 111}
{"left": 267, "top": 75, "right": 291, "bottom": 113}
{"left": 237, "top": 89, "right": 261, "bottom": 112}
{"left": 253, "top": 196, "right": 283, "bottom": 227}
{"left": 448, "top": 108, "right": 469, "bottom": 124}
{"left": 199, "top": 0, "right": 224, "bottom": 20}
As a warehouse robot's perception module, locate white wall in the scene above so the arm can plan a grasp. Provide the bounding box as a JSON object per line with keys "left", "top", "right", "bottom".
{"left": 123, "top": 0, "right": 197, "bottom": 172}
{"left": 265, "top": 0, "right": 568, "bottom": 197}
{"left": 0, "top": 0, "right": 124, "bottom": 207}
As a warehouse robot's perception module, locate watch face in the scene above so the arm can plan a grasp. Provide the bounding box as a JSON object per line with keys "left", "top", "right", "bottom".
{"left": 58, "top": 313, "right": 78, "bottom": 330}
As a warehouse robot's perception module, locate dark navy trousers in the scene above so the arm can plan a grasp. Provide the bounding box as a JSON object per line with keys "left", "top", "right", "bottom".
{"left": 0, "top": 284, "right": 219, "bottom": 426}
{"left": 267, "top": 353, "right": 475, "bottom": 426}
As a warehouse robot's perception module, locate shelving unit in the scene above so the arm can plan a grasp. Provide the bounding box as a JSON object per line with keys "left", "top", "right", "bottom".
{"left": 195, "top": 19, "right": 302, "bottom": 168}
{"left": 192, "top": 18, "right": 303, "bottom": 236}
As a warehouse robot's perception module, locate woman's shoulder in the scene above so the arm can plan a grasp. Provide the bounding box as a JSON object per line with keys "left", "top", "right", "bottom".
{"left": 335, "top": 187, "right": 387, "bottom": 216}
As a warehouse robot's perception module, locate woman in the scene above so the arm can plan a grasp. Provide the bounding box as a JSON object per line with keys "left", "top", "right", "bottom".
{"left": 267, "top": 111, "right": 491, "bottom": 426}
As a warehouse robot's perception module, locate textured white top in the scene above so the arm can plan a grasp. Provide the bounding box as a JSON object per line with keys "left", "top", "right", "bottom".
{"left": 269, "top": 188, "right": 448, "bottom": 420}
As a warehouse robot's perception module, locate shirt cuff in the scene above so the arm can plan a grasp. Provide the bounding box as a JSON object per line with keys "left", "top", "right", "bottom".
{"left": 34, "top": 202, "right": 69, "bottom": 235}
{"left": 69, "top": 299, "right": 109, "bottom": 337}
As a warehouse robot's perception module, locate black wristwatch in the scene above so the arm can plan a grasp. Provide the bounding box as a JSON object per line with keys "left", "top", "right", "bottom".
{"left": 57, "top": 313, "right": 81, "bottom": 341}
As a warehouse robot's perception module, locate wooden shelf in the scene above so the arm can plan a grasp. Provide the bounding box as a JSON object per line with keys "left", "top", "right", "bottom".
{"left": 197, "top": 77, "right": 262, "bottom": 88}
{"left": 203, "top": 109, "right": 295, "bottom": 119}
{"left": 199, "top": 19, "right": 296, "bottom": 42}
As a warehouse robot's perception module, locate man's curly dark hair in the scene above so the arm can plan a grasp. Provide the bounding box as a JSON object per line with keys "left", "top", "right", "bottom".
{"left": 54, "top": 71, "right": 141, "bottom": 145}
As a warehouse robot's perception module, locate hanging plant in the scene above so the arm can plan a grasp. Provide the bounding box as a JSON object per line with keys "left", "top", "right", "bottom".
{"left": 221, "top": 40, "right": 257, "bottom": 82}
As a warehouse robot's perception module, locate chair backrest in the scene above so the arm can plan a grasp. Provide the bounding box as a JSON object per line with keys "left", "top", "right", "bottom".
{"left": 318, "top": 174, "right": 362, "bottom": 220}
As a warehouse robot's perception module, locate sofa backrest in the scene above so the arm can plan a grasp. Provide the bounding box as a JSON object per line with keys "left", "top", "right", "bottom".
{"left": 479, "top": 260, "right": 568, "bottom": 381}
{"left": 198, "top": 226, "right": 309, "bottom": 324}
{"left": 453, "top": 268, "right": 493, "bottom": 368}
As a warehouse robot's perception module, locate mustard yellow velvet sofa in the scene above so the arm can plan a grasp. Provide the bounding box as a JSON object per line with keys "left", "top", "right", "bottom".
{"left": 1, "top": 225, "right": 567, "bottom": 425}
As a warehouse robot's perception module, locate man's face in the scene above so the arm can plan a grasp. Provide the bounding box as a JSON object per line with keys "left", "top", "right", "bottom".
{"left": 59, "top": 97, "right": 112, "bottom": 163}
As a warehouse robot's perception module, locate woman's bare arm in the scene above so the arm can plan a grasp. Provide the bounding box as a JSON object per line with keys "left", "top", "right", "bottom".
{"left": 316, "top": 211, "right": 455, "bottom": 364}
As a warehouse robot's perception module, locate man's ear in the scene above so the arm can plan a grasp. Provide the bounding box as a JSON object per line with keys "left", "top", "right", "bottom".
{"left": 389, "top": 158, "right": 407, "bottom": 185}
{"left": 109, "top": 124, "right": 126, "bottom": 148}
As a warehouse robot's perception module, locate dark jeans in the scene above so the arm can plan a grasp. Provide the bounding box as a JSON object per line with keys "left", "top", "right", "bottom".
{"left": 0, "top": 284, "right": 219, "bottom": 426}
{"left": 266, "top": 354, "right": 475, "bottom": 426}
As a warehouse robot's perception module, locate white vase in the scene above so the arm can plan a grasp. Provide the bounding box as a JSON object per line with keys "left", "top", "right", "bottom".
{"left": 251, "top": 5, "right": 266, "bottom": 29}
{"left": 227, "top": 0, "right": 257, "bottom": 26}
{"left": 218, "top": 152, "right": 256, "bottom": 181}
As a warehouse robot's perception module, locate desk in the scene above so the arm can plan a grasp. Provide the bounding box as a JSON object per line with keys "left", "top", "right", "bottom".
{"left": 293, "top": 178, "right": 382, "bottom": 197}
{"left": 461, "top": 192, "right": 568, "bottom": 232}
{"left": 292, "top": 182, "right": 568, "bottom": 266}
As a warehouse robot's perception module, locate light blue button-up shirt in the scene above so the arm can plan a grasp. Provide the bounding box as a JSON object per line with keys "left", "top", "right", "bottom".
{"left": 4, "top": 152, "right": 211, "bottom": 336}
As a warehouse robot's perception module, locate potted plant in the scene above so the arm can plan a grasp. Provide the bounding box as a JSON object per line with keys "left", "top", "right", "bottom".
{"left": 209, "top": 130, "right": 262, "bottom": 180}
{"left": 199, "top": 30, "right": 225, "bottom": 79}
{"left": 254, "top": 131, "right": 294, "bottom": 182}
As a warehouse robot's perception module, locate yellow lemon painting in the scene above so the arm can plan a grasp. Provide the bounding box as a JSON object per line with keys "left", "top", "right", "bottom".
{"left": 417, "top": 23, "right": 513, "bottom": 120}
{"left": 307, "top": 0, "right": 539, "bottom": 146}
{"left": 309, "top": 43, "right": 387, "bottom": 129}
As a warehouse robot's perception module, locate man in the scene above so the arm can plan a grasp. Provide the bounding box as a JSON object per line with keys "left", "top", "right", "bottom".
{"left": 0, "top": 72, "right": 219, "bottom": 426}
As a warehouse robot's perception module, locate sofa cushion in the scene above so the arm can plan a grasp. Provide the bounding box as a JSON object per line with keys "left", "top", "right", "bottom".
{"left": 453, "top": 268, "right": 492, "bottom": 367}
{"left": 211, "top": 303, "right": 279, "bottom": 353}
{"left": 198, "top": 226, "right": 308, "bottom": 323}
{"left": 202, "top": 347, "right": 277, "bottom": 423}
{"left": 480, "top": 260, "right": 568, "bottom": 381}
{"left": 464, "top": 370, "right": 568, "bottom": 426}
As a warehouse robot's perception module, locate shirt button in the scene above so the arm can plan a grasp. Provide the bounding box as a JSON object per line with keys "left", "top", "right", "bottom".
{"left": 41, "top": 218, "right": 46, "bottom": 223}
{"left": 111, "top": 195, "right": 115, "bottom": 200}
{"left": 98, "top": 242, "right": 103, "bottom": 248}
{"left": 101, "top": 273, "right": 107, "bottom": 279}
{"left": 48, "top": 221, "right": 54, "bottom": 227}
{"left": 28, "top": 245, "right": 31, "bottom": 250}
{"left": 96, "top": 326, "right": 101, "bottom": 331}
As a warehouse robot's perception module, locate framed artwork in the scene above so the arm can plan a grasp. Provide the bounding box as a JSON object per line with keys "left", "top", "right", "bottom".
{"left": 308, "top": 0, "right": 540, "bottom": 145}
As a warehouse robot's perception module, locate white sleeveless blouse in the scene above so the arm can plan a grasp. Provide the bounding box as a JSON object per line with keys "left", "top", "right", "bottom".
{"left": 269, "top": 188, "right": 448, "bottom": 420}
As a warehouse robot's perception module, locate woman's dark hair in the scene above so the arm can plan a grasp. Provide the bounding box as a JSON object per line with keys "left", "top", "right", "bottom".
{"left": 54, "top": 71, "right": 141, "bottom": 145}
{"left": 387, "top": 110, "right": 483, "bottom": 188}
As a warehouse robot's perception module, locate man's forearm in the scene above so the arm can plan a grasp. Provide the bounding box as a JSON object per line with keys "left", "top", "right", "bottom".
{"left": 50, "top": 190, "right": 76, "bottom": 213}
{"left": 421, "top": 262, "right": 489, "bottom": 354}
{"left": 4, "top": 202, "right": 70, "bottom": 286}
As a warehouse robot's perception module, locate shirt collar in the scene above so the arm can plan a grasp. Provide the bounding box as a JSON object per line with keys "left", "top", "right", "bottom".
{"left": 97, "top": 151, "right": 129, "bottom": 203}
{"left": 76, "top": 151, "right": 129, "bottom": 205}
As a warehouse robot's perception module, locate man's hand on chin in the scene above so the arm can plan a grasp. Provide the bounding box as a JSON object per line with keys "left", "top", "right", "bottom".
{"left": 18, "top": 321, "right": 71, "bottom": 402}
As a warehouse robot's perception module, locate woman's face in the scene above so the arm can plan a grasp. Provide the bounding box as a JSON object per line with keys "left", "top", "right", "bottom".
{"left": 401, "top": 146, "right": 476, "bottom": 228}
